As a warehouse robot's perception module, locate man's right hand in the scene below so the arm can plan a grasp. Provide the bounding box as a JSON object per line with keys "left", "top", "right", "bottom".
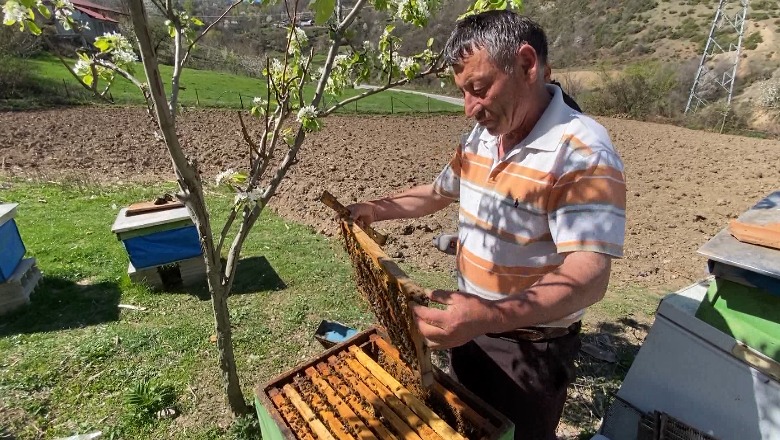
{"left": 346, "top": 202, "right": 378, "bottom": 228}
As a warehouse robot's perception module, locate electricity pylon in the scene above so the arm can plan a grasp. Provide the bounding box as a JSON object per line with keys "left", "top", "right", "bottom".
{"left": 684, "top": 0, "right": 750, "bottom": 115}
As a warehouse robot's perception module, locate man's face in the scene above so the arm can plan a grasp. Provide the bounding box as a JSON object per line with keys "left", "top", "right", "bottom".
{"left": 453, "top": 47, "right": 528, "bottom": 136}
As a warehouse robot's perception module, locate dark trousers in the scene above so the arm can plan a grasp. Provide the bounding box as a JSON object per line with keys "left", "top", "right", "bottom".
{"left": 449, "top": 330, "right": 581, "bottom": 440}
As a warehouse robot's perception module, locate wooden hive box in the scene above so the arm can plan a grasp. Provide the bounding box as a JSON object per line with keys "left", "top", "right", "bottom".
{"left": 254, "top": 327, "right": 514, "bottom": 440}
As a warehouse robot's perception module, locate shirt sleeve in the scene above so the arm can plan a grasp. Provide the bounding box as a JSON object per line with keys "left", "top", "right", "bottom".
{"left": 547, "top": 149, "right": 626, "bottom": 257}
{"left": 432, "top": 143, "right": 462, "bottom": 200}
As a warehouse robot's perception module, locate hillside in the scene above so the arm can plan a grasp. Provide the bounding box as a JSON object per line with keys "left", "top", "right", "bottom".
{"left": 349, "top": 0, "right": 780, "bottom": 130}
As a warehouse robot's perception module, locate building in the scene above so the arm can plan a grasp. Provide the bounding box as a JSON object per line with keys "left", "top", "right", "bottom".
{"left": 54, "top": 0, "right": 124, "bottom": 43}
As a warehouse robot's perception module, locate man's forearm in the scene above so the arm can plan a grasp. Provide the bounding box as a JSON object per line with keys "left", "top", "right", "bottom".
{"left": 371, "top": 184, "right": 453, "bottom": 222}
{"left": 488, "top": 252, "right": 611, "bottom": 332}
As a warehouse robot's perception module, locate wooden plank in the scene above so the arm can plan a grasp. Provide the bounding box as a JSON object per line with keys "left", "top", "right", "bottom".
{"left": 269, "top": 387, "right": 317, "bottom": 440}
{"left": 319, "top": 191, "right": 388, "bottom": 246}
{"left": 307, "top": 367, "right": 378, "bottom": 440}
{"left": 350, "top": 347, "right": 465, "bottom": 440}
{"left": 370, "top": 335, "right": 494, "bottom": 436}
{"left": 342, "top": 354, "right": 443, "bottom": 440}
{"left": 430, "top": 382, "right": 494, "bottom": 436}
{"left": 330, "top": 356, "right": 424, "bottom": 440}
{"left": 282, "top": 383, "right": 337, "bottom": 440}
{"left": 729, "top": 220, "right": 780, "bottom": 250}
{"left": 126, "top": 199, "right": 184, "bottom": 216}
{"left": 310, "top": 390, "right": 356, "bottom": 440}
{"left": 317, "top": 362, "right": 399, "bottom": 440}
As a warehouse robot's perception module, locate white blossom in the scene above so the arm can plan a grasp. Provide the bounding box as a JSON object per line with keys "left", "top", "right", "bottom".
{"left": 269, "top": 58, "right": 286, "bottom": 78}
{"left": 215, "top": 169, "right": 235, "bottom": 186}
{"left": 252, "top": 97, "right": 266, "bottom": 107}
{"left": 296, "top": 105, "right": 317, "bottom": 122}
{"left": 54, "top": 8, "right": 72, "bottom": 22}
{"left": 234, "top": 189, "right": 263, "bottom": 205}
{"left": 73, "top": 59, "right": 91, "bottom": 76}
{"left": 112, "top": 48, "right": 137, "bottom": 65}
{"left": 398, "top": 57, "right": 415, "bottom": 72}
{"left": 288, "top": 27, "right": 308, "bottom": 55}
{"left": 2, "top": 0, "right": 28, "bottom": 25}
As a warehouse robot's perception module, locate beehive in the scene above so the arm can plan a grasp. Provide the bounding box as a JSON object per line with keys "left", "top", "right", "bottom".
{"left": 254, "top": 328, "right": 514, "bottom": 440}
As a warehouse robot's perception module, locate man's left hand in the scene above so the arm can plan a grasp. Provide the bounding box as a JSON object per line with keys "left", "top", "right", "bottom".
{"left": 411, "top": 289, "right": 495, "bottom": 350}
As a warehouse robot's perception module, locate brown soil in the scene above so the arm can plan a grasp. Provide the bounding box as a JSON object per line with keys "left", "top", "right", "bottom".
{"left": 2, "top": 107, "right": 778, "bottom": 297}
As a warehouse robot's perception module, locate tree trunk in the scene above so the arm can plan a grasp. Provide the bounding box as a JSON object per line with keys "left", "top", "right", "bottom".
{"left": 127, "top": 0, "right": 249, "bottom": 416}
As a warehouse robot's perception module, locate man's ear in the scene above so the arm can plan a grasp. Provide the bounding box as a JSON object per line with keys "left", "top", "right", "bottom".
{"left": 516, "top": 44, "right": 539, "bottom": 81}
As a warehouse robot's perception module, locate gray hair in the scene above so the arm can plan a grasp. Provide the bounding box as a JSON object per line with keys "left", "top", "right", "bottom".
{"left": 443, "top": 10, "right": 548, "bottom": 73}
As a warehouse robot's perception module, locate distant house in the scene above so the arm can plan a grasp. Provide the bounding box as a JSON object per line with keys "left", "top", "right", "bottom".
{"left": 53, "top": 0, "right": 124, "bottom": 43}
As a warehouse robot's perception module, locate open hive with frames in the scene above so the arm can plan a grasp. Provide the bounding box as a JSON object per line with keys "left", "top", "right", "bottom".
{"left": 254, "top": 222, "right": 514, "bottom": 439}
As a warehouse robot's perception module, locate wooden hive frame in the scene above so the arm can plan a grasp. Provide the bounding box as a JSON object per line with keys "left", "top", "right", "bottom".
{"left": 338, "top": 220, "right": 433, "bottom": 388}
{"left": 254, "top": 328, "right": 514, "bottom": 440}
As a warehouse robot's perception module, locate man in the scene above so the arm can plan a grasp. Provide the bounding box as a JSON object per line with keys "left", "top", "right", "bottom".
{"left": 348, "top": 11, "right": 625, "bottom": 440}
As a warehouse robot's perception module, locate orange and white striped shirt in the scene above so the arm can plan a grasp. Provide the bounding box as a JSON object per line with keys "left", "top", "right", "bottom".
{"left": 433, "top": 85, "right": 626, "bottom": 327}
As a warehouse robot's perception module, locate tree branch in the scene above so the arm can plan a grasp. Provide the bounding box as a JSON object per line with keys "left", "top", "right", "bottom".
{"left": 51, "top": 50, "right": 112, "bottom": 104}
{"left": 322, "top": 64, "right": 445, "bottom": 116}
{"left": 337, "top": 0, "right": 369, "bottom": 31}
{"left": 181, "top": 0, "right": 242, "bottom": 67}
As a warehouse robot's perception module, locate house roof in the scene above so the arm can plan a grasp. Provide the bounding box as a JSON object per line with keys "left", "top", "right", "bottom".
{"left": 74, "top": 5, "right": 119, "bottom": 22}
{"left": 71, "top": 0, "right": 123, "bottom": 15}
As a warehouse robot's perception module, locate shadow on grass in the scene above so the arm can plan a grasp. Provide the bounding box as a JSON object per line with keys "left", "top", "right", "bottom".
{"left": 0, "top": 276, "right": 121, "bottom": 337}
{"left": 165, "top": 256, "right": 287, "bottom": 300}
{"left": 561, "top": 318, "right": 652, "bottom": 439}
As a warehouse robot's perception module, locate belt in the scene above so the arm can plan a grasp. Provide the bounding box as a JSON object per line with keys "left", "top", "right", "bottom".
{"left": 486, "top": 321, "right": 581, "bottom": 342}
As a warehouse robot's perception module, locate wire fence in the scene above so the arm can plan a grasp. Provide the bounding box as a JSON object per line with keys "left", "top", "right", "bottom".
{"left": 50, "top": 80, "right": 462, "bottom": 115}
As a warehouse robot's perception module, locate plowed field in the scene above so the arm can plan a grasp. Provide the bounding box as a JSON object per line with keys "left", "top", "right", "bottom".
{"left": 2, "top": 107, "right": 778, "bottom": 295}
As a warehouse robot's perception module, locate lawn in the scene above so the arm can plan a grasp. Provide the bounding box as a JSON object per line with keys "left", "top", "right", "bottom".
{"left": 23, "top": 54, "right": 462, "bottom": 114}
{"left": 0, "top": 175, "right": 661, "bottom": 439}
{"left": 0, "top": 178, "right": 458, "bottom": 439}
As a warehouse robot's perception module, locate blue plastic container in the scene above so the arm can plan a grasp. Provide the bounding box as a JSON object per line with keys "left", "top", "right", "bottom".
{"left": 0, "top": 218, "right": 25, "bottom": 283}
{"left": 314, "top": 320, "right": 358, "bottom": 348}
{"left": 122, "top": 225, "right": 202, "bottom": 269}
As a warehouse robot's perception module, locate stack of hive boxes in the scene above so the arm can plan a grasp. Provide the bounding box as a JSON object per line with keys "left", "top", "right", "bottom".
{"left": 0, "top": 203, "right": 41, "bottom": 315}
{"left": 111, "top": 205, "right": 206, "bottom": 289}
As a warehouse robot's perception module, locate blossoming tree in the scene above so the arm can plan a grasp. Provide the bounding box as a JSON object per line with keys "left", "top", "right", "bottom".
{"left": 4, "top": 0, "right": 521, "bottom": 416}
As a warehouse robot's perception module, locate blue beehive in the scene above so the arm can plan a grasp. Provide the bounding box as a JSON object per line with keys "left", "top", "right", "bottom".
{"left": 111, "top": 206, "right": 202, "bottom": 270}
{"left": 0, "top": 204, "right": 25, "bottom": 283}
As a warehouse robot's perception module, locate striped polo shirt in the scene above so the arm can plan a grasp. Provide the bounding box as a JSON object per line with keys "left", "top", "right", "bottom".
{"left": 433, "top": 85, "right": 626, "bottom": 327}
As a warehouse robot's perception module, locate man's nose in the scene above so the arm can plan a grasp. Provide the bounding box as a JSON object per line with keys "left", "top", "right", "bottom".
{"left": 464, "top": 94, "right": 481, "bottom": 118}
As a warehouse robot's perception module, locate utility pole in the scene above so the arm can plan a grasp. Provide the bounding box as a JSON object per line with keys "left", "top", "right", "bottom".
{"left": 685, "top": 0, "right": 750, "bottom": 119}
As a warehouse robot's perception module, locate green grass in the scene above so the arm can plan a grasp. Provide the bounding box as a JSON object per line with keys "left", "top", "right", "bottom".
{"left": 0, "top": 178, "right": 395, "bottom": 439}
{"left": 23, "top": 53, "right": 462, "bottom": 114}
{"left": 0, "top": 177, "right": 660, "bottom": 439}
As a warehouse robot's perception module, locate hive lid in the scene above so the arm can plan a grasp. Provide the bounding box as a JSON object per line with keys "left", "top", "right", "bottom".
{"left": 0, "top": 203, "right": 19, "bottom": 226}
{"left": 111, "top": 206, "right": 192, "bottom": 234}
{"left": 698, "top": 190, "right": 780, "bottom": 281}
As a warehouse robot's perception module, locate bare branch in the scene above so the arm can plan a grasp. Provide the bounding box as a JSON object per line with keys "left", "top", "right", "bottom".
{"left": 181, "top": 0, "right": 242, "bottom": 67}
{"left": 337, "top": 0, "right": 369, "bottom": 31}
{"left": 297, "top": 47, "right": 315, "bottom": 109}
{"left": 216, "top": 208, "right": 238, "bottom": 257}
{"left": 170, "top": 26, "right": 184, "bottom": 115}
{"left": 237, "top": 111, "right": 261, "bottom": 157}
